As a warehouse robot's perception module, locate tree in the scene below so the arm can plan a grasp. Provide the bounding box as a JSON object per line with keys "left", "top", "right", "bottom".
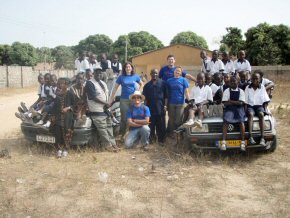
{"left": 76, "top": 34, "right": 113, "bottom": 57}
{"left": 220, "top": 27, "right": 245, "bottom": 56}
{"left": 170, "top": 31, "right": 208, "bottom": 49}
{"left": 8, "top": 42, "right": 38, "bottom": 66}
{"left": 0, "top": 44, "right": 12, "bottom": 65}
{"left": 245, "top": 23, "right": 289, "bottom": 65}
{"left": 36, "top": 47, "right": 54, "bottom": 64}
{"left": 52, "top": 46, "right": 74, "bottom": 69}
{"left": 111, "top": 31, "right": 163, "bottom": 62}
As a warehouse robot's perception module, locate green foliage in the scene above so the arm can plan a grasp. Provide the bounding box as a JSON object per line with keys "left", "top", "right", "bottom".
{"left": 245, "top": 23, "right": 289, "bottom": 65}
{"left": 220, "top": 27, "right": 245, "bottom": 56}
{"left": 76, "top": 34, "right": 113, "bottom": 57}
{"left": 52, "top": 46, "right": 74, "bottom": 69}
{"left": 36, "top": 47, "right": 54, "bottom": 63}
{"left": 0, "top": 44, "right": 12, "bottom": 65}
{"left": 8, "top": 42, "right": 38, "bottom": 66}
{"left": 170, "top": 31, "right": 208, "bottom": 49}
{"left": 111, "top": 31, "right": 164, "bottom": 62}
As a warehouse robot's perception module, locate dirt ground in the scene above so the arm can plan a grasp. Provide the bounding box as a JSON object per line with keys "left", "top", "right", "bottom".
{"left": 0, "top": 81, "right": 290, "bottom": 218}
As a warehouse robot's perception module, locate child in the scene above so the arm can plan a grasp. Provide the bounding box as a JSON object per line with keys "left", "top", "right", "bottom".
{"left": 70, "top": 73, "right": 87, "bottom": 123}
{"left": 238, "top": 71, "right": 251, "bottom": 90}
{"left": 51, "top": 78, "right": 75, "bottom": 158}
{"left": 255, "top": 70, "right": 275, "bottom": 98}
{"left": 184, "top": 72, "right": 213, "bottom": 127}
{"left": 220, "top": 75, "right": 246, "bottom": 151}
{"left": 245, "top": 72, "right": 270, "bottom": 146}
{"left": 222, "top": 73, "right": 231, "bottom": 91}
{"left": 207, "top": 73, "right": 223, "bottom": 117}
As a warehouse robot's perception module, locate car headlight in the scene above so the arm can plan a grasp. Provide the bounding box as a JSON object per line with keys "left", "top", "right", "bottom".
{"left": 252, "top": 120, "right": 271, "bottom": 131}
{"left": 190, "top": 124, "right": 209, "bottom": 133}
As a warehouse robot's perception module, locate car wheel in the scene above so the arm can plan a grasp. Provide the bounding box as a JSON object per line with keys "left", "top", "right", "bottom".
{"left": 266, "top": 134, "right": 277, "bottom": 152}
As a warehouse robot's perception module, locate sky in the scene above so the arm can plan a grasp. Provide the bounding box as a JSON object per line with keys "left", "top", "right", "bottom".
{"left": 0, "top": 0, "right": 289, "bottom": 50}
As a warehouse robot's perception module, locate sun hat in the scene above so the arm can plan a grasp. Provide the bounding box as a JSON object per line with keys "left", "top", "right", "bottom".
{"left": 129, "top": 90, "right": 145, "bottom": 101}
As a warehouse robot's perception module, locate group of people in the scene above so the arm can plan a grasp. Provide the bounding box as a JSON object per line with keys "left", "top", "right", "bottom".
{"left": 16, "top": 49, "right": 275, "bottom": 157}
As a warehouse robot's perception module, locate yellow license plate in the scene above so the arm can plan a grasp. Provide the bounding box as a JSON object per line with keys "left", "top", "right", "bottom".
{"left": 217, "top": 140, "right": 244, "bottom": 147}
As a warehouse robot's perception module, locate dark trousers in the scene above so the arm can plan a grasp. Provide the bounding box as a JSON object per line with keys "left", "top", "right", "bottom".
{"left": 149, "top": 114, "right": 166, "bottom": 143}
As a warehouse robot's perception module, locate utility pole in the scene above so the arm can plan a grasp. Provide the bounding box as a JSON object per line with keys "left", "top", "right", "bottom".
{"left": 125, "top": 35, "right": 128, "bottom": 62}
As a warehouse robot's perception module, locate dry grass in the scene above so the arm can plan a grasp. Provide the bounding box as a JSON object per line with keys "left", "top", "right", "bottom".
{"left": 0, "top": 75, "right": 290, "bottom": 217}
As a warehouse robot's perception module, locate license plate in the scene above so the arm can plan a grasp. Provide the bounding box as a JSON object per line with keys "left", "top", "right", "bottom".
{"left": 36, "top": 135, "right": 55, "bottom": 143}
{"left": 216, "top": 140, "right": 246, "bottom": 147}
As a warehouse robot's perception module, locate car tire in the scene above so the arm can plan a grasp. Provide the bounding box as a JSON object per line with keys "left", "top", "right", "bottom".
{"left": 266, "top": 134, "right": 277, "bottom": 152}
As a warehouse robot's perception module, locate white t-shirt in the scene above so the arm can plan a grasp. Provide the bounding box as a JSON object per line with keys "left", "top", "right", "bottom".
{"left": 206, "top": 59, "right": 225, "bottom": 75}
{"left": 201, "top": 58, "right": 211, "bottom": 73}
{"left": 245, "top": 85, "right": 270, "bottom": 106}
{"left": 234, "top": 59, "right": 251, "bottom": 72}
{"left": 209, "top": 83, "right": 219, "bottom": 96}
{"left": 189, "top": 85, "right": 213, "bottom": 104}
{"left": 261, "top": 78, "right": 273, "bottom": 86}
{"left": 75, "top": 59, "right": 90, "bottom": 74}
{"left": 223, "top": 60, "right": 235, "bottom": 74}
{"left": 222, "top": 87, "right": 245, "bottom": 102}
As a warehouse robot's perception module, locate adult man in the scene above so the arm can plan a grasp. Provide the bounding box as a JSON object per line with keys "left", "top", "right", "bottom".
{"left": 143, "top": 69, "right": 167, "bottom": 145}
{"left": 85, "top": 66, "right": 117, "bottom": 152}
{"left": 125, "top": 91, "right": 151, "bottom": 151}
{"left": 159, "top": 54, "right": 196, "bottom": 82}
{"left": 206, "top": 50, "right": 224, "bottom": 75}
{"left": 234, "top": 50, "right": 251, "bottom": 75}
{"left": 74, "top": 52, "right": 90, "bottom": 75}
{"left": 221, "top": 51, "right": 235, "bottom": 75}
{"left": 200, "top": 50, "right": 211, "bottom": 73}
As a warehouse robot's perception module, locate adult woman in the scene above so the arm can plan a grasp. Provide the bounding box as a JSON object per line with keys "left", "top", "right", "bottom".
{"left": 166, "top": 66, "right": 190, "bottom": 135}
{"left": 110, "top": 62, "right": 143, "bottom": 139}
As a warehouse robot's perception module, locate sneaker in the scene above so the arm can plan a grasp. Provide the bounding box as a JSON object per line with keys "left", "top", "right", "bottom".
{"left": 62, "top": 150, "right": 68, "bottom": 157}
{"left": 112, "top": 116, "right": 119, "bottom": 124}
{"left": 20, "top": 102, "right": 29, "bottom": 112}
{"left": 240, "top": 141, "right": 246, "bottom": 151}
{"left": 183, "top": 119, "right": 194, "bottom": 127}
{"left": 36, "top": 120, "right": 44, "bottom": 125}
{"left": 43, "top": 121, "right": 51, "bottom": 128}
{"left": 143, "top": 144, "right": 149, "bottom": 151}
{"left": 249, "top": 137, "right": 256, "bottom": 145}
{"left": 18, "top": 106, "right": 24, "bottom": 113}
{"left": 259, "top": 138, "right": 266, "bottom": 147}
{"left": 219, "top": 141, "right": 227, "bottom": 151}
{"left": 57, "top": 150, "right": 62, "bottom": 158}
{"left": 194, "top": 120, "right": 203, "bottom": 128}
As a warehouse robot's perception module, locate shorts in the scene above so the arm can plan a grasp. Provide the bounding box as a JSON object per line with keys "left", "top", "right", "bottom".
{"left": 247, "top": 105, "right": 265, "bottom": 116}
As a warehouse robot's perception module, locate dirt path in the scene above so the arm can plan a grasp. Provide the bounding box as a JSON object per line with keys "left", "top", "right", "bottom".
{"left": 0, "top": 86, "right": 290, "bottom": 217}
{"left": 0, "top": 88, "right": 36, "bottom": 138}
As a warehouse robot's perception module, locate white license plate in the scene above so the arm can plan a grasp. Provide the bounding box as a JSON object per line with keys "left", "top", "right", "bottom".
{"left": 36, "top": 135, "right": 55, "bottom": 143}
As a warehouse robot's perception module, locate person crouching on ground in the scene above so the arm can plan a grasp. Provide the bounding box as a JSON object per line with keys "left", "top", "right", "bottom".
{"left": 220, "top": 75, "right": 246, "bottom": 151}
{"left": 183, "top": 72, "right": 213, "bottom": 128}
{"left": 125, "top": 91, "right": 151, "bottom": 151}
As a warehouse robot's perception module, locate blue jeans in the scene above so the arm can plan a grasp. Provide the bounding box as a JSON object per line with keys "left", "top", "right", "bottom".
{"left": 125, "top": 125, "right": 150, "bottom": 148}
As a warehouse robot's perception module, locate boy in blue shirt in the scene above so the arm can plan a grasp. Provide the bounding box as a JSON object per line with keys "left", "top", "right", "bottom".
{"left": 125, "top": 91, "right": 151, "bottom": 151}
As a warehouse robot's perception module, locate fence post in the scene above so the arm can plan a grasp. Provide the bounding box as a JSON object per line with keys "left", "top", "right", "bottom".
{"left": 6, "top": 66, "right": 9, "bottom": 88}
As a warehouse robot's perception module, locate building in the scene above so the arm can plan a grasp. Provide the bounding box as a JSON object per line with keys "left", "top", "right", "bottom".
{"left": 131, "top": 44, "right": 212, "bottom": 76}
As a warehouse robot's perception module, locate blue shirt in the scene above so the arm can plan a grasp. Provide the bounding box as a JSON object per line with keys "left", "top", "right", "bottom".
{"left": 143, "top": 79, "right": 167, "bottom": 115}
{"left": 116, "top": 74, "right": 141, "bottom": 99}
{"left": 159, "top": 65, "right": 187, "bottom": 81}
{"left": 167, "top": 77, "right": 189, "bottom": 104}
{"left": 127, "top": 104, "right": 151, "bottom": 129}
